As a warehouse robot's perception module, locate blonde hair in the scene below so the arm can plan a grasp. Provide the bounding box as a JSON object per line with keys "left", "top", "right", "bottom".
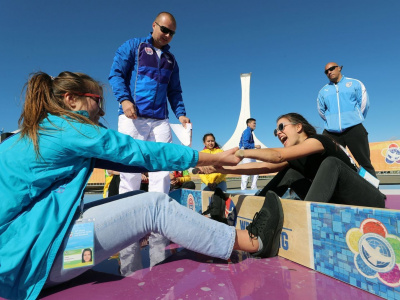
{"left": 18, "top": 71, "right": 103, "bottom": 156}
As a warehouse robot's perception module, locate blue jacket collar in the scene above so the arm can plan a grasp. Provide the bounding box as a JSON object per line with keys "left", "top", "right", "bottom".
{"left": 75, "top": 110, "right": 90, "bottom": 118}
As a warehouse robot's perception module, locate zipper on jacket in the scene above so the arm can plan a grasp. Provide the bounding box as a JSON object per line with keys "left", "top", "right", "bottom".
{"left": 133, "top": 42, "right": 142, "bottom": 113}
{"left": 335, "top": 84, "right": 342, "bottom": 132}
{"left": 135, "top": 42, "right": 163, "bottom": 119}
{"left": 153, "top": 48, "right": 160, "bottom": 119}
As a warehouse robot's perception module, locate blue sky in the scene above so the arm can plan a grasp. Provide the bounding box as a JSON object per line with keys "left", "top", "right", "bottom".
{"left": 1, "top": 0, "right": 399, "bottom": 151}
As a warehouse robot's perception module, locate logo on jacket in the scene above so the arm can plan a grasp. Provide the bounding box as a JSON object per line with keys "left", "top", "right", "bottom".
{"left": 164, "top": 54, "right": 172, "bottom": 64}
{"left": 346, "top": 218, "right": 400, "bottom": 287}
{"left": 145, "top": 47, "right": 153, "bottom": 55}
{"left": 55, "top": 184, "right": 67, "bottom": 193}
{"left": 346, "top": 82, "right": 352, "bottom": 88}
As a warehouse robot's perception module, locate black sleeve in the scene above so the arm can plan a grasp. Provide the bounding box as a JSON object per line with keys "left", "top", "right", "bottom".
{"left": 308, "top": 135, "right": 357, "bottom": 171}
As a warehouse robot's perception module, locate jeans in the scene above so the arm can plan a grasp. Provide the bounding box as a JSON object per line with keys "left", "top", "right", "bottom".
{"left": 45, "top": 191, "right": 236, "bottom": 286}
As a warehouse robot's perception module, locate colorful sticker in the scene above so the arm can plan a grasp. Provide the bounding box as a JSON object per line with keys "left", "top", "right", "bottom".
{"left": 346, "top": 218, "right": 400, "bottom": 287}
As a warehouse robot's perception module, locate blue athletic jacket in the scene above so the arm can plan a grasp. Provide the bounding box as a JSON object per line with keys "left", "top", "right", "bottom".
{"left": 0, "top": 112, "right": 198, "bottom": 300}
{"left": 109, "top": 33, "right": 186, "bottom": 120}
{"left": 239, "top": 127, "right": 255, "bottom": 149}
{"left": 317, "top": 75, "right": 369, "bottom": 133}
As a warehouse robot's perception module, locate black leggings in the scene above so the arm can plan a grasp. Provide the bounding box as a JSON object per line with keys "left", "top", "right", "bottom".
{"left": 258, "top": 167, "right": 311, "bottom": 199}
{"left": 323, "top": 123, "right": 376, "bottom": 177}
{"left": 259, "top": 157, "right": 385, "bottom": 208}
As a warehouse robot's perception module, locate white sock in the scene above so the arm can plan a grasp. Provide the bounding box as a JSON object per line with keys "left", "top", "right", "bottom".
{"left": 257, "top": 237, "right": 263, "bottom": 251}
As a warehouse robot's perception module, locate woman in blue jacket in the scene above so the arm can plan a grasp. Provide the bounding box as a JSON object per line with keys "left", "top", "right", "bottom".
{"left": 0, "top": 71, "right": 283, "bottom": 299}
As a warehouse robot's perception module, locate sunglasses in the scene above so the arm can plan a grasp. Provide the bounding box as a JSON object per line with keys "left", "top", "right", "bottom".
{"left": 155, "top": 22, "right": 175, "bottom": 36}
{"left": 72, "top": 92, "right": 104, "bottom": 109}
{"left": 273, "top": 123, "right": 296, "bottom": 137}
{"left": 324, "top": 65, "right": 339, "bottom": 74}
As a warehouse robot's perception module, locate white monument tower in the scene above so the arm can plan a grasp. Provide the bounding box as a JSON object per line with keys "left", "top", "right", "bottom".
{"left": 222, "top": 73, "right": 267, "bottom": 150}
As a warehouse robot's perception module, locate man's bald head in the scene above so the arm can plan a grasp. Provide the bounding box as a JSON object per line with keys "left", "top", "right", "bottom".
{"left": 155, "top": 12, "right": 176, "bottom": 27}
{"left": 325, "top": 62, "right": 340, "bottom": 70}
{"left": 324, "top": 62, "right": 342, "bottom": 83}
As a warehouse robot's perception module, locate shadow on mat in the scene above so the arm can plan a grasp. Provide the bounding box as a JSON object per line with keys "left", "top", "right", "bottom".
{"left": 39, "top": 270, "right": 124, "bottom": 298}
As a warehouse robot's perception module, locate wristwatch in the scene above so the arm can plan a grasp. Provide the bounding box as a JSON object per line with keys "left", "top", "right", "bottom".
{"left": 236, "top": 149, "right": 245, "bottom": 158}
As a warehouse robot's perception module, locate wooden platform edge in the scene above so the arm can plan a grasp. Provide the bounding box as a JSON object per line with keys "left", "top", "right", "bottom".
{"left": 170, "top": 189, "right": 400, "bottom": 300}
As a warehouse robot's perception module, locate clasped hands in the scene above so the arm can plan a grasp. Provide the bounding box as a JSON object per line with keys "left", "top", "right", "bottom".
{"left": 196, "top": 147, "right": 244, "bottom": 174}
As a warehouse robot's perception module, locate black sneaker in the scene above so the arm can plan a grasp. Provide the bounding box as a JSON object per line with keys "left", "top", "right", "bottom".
{"left": 202, "top": 188, "right": 228, "bottom": 224}
{"left": 246, "top": 191, "right": 284, "bottom": 258}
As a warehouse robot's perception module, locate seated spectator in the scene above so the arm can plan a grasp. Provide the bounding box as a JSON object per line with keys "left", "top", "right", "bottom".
{"left": 170, "top": 170, "right": 195, "bottom": 190}
{"left": 200, "top": 133, "right": 227, "bottom": 191}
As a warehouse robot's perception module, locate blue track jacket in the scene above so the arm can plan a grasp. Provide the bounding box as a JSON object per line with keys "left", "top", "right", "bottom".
{"left": 109, "top": 33, "right": 186, "bottom": 120}
{"left": 239, "top": 127, "right": 255, "bottom": 149}
{"left": 317, "top": 75, "right": 369, "bottom": 133}
{"left": 0, "top": 112, "right": 198, "bottom": 300}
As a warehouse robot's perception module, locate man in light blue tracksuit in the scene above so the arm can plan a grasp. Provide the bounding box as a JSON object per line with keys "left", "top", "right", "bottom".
{"left": 109, "top": 12, "right": 190, "bottom": 275}
{"left": 317, "top": 62, "right": 376, "bottom": 177}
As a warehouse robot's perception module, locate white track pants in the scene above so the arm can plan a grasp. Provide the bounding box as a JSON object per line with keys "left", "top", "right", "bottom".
{"left": 240, "top": 157, "right": 259, "bottom": 190}
{"left": 118, "top": 115, "right": 172, "bottom": 275}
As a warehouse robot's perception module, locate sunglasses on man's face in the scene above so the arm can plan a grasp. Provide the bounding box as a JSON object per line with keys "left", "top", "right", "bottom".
{"left": 324, "top": 65, "right": 339, "bottom": 74}
{"left": 155, "top": 22, "right": 175, "bottom": 36}
{"left": 273, "top": 123, "right": 295, "bottom": 137}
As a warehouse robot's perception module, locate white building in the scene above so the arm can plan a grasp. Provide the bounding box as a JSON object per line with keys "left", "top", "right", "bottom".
{"left": 222, "top": 73, "right": 267, "bottom": 150}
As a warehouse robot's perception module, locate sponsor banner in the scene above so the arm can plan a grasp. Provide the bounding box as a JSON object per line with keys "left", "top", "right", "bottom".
{"left": 370, "top": 140, "right": 400, "bottom": 171}
{"left": 174, "top": 189, "right": 202, "bottom": 214}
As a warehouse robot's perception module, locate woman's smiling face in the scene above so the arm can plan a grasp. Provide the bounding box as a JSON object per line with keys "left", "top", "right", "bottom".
{"left": 204, "top": 135, "right": 216, "bottom": 150}
{"left": 275, "top": 117, "right": 300, "bottom": 147}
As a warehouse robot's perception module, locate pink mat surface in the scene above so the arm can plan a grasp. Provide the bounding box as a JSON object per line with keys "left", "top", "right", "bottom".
{"left": 39, "top": 249, "right": 380, "bottom": 299}
{"left": 385, "top": 194, "right": 400, "bottom": 209}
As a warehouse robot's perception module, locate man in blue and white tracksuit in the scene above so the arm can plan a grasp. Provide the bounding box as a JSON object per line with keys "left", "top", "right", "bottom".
{"left": 317, "top": 62, "right": 376, "bottom": 177}
{"left": 239, "top": 118, "right": 261, "bottom": 190}
{"left": 109, "top": 12, "right": 190, "bottom": 275}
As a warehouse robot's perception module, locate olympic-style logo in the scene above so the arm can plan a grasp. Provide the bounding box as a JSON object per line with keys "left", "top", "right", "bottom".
{"left": 346, "top": 218, "right": 400, "bottom": 287}
{"left": 381, "top": 143, "right": 400, "bottom": 165}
